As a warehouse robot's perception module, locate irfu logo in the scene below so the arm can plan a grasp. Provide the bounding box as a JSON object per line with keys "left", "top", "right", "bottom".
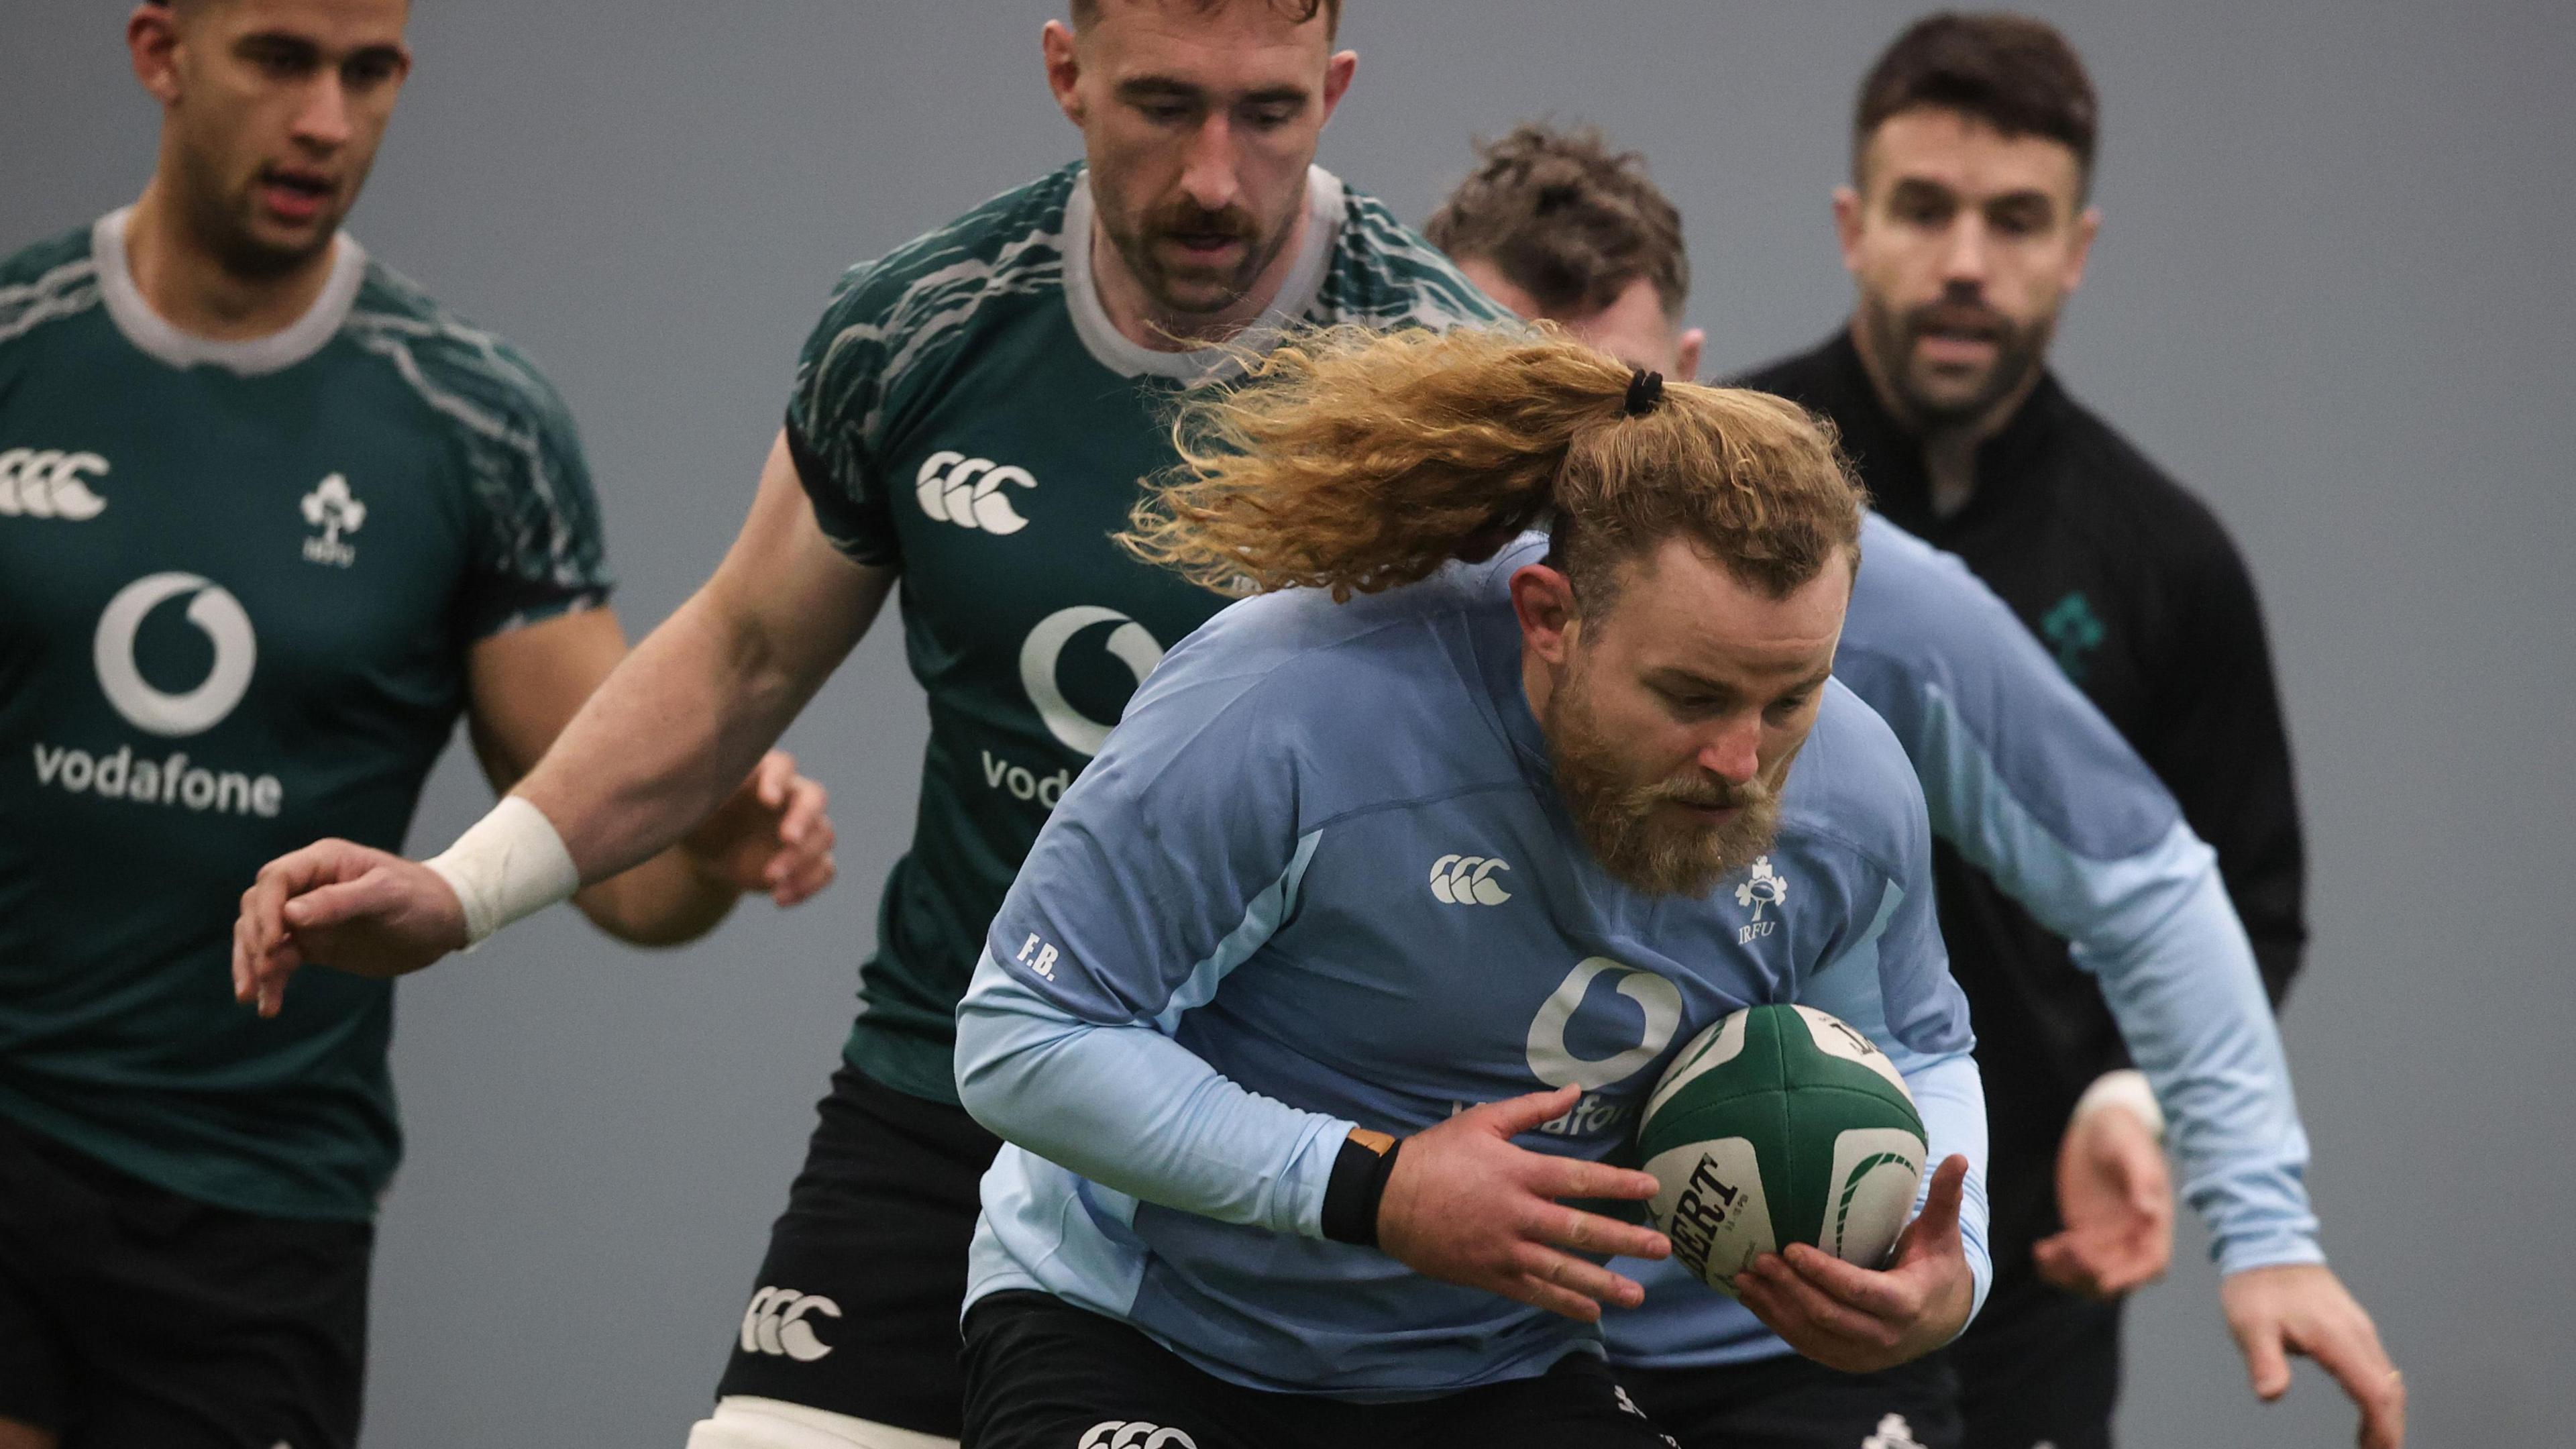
{"left": 2040, "top": 590, "right": 2106, "bottom": 682}
{"left": 300, "top": 473, "right": 366, "bottom": 566}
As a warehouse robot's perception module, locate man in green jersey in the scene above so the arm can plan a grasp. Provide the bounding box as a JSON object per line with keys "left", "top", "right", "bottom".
{"left": 0, "top": 3, "right": 837, "bottom": 1446}
{"left": 235, "top": 1, "right": 1507, "bottom": 1444}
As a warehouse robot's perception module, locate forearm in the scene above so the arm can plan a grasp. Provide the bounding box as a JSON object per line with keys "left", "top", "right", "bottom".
{"left": 2082, "top": 837, "right": 2322, "bottom": 1273}
{"left": 1900, "top": 1050, "right": 1992, "bottom": 1323}
{"left": 571, "top": 851, "right": 739, "bottom": 947}
{"left": 955, "top": 950, "right": 1352, "bottom": 1236}
{"left": 514, "top": 588, "right": 809, "bottom": 883}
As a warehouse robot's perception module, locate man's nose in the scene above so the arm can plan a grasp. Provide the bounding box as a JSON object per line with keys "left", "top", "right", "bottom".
{"left": 291, "top": 73, "right": 354, "bottom": 149}
{"left": 1939, "top": 212, "right": 1990, "bottom": 289}
{"left": 1694, "top": 716, "right": 1762, "bottom": 785}
{"left": 1178, "top": 114, "right": 1242, "bottom": 214}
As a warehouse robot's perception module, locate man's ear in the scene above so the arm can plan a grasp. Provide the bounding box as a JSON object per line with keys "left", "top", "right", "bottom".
{"left": 129, "top": 3, "right": 184, "bottom": 105}
{"left": 2063, "top": 203, "right": 2102, "bottom": 297}
{"left": 1674, "top": 327, "right": 1706, "bottom": 382}
{"left": 1318, "top": 48, "right": 1357, "bottom": 124}
{"left": 1509, "top": 563, "right": 1580, "bottom": 666}
{"left": 1041, "top": 19, "right": 1085, "bottom": 127}
{"left": 1831, "top": 183, "right": 1866, "bottom": 277}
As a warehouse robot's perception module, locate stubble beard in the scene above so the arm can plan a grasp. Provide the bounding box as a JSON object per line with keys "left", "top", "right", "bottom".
{"left": 1100, "top": 185, "right": 1303, "bottom": 320}
{"left": 175, "top": 135, "right": 344, "bottom": 283}
{"left": 1544, "top": 661, "right": 1792, "bottom": 900}
{"left": 1860, "top": 287, "right": 2054, "bottom": 431}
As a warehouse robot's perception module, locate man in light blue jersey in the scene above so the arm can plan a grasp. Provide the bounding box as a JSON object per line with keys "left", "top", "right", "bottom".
{"left": 945, "top": 325, "right": 1990, "bottom": 1448}
{"left": 1428, "top": 122, "right": 2401, "bottom": 1449}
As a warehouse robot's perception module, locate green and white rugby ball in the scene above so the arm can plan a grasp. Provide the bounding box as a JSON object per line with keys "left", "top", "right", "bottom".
{"left": 1636, "top": 1003, "right": 1927, "bottom": 1294}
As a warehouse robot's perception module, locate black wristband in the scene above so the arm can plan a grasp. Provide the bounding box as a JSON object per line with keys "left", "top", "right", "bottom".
{"left": 1320, "top": 1135, "right": 1403, "bottom": 1247}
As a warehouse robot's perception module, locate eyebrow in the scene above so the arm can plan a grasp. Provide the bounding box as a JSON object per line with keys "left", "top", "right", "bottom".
{"left": 1888, "top": 176, "right": 2057, "bottom": 212}
{"left": 1649, "top": 661, "right": 1834, "bottom": 698}
{"left": 1115, "top": 74, "right": 1308, "bottom": 107}
{"left": 233, "top": 32, "right": 404, "bottom": 67}
{"left": 1117, "top": 75, "right": 1204, "bottom": 103}
{"left": 235, "top": 30, "right": 319, "bottom": 54}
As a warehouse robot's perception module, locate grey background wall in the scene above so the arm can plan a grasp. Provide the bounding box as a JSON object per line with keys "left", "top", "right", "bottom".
{"left": 6, "top": 1, "right": 2571, "bottom": 1444}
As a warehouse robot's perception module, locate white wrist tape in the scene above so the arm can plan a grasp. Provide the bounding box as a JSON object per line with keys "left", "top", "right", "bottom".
{"left": 423, "top": 795, "right": 580, "bottom": 949}
{"left": 2073, "top": 1067, "right": 2167, "bottom": 1142}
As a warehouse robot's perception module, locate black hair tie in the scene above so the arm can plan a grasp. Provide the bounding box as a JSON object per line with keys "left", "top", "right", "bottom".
{"left": 1623, "top": 368, "right": 1665, "bottom": 417}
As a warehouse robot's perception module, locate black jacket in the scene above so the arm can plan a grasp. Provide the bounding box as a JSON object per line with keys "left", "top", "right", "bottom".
{"left": 1737, "top": 331, "right": 2308, "bottom": 1319}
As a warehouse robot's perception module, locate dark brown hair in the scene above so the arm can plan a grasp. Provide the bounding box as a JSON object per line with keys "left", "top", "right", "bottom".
{"left": 1122, "top": 325, "right": 1863, "bottom": 608}
{"left": 1424, "top": 122, "right": 1688, "bottom": 321}
{"left": 1071, "top": 0, "right": 1340, "bottom": 38}
{"left": 1856, "top": 13, "right": 2098, "bottom": 186}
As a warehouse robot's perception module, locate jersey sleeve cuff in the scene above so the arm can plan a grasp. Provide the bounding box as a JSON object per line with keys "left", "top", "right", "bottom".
{"left": 2214, "top": 1227, "right": 2328, "bottom": 1277}
{"left": 460, "top": 583, "right": 613, "bottom": 644}
{"left": 783, "top": 411, "right": 903, "bottom": 570}
{"left": 1287, "top": 1118, "right": 1364, "bottom": 1240}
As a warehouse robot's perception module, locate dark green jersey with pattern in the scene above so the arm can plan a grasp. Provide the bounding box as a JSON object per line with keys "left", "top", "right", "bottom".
{"left": 0, "top": 212, "right": 610, "bottom": 1221}
{"left": 785, "top": 162, "right": 1506, "bottom": 1103}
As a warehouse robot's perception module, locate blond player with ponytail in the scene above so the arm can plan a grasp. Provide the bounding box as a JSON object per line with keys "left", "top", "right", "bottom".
{"left": 934, "top": 324, "right": 1990, "bottom": 1447}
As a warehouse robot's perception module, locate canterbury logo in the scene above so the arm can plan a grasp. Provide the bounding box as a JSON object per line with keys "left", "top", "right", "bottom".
{"left": 916, "top": 451, "right": 1035, "bottom": 534}
{"left": 0, "top": 447, "right": 109, "bottom": 521}
{"left": 1429, "top": 853, "right": 1513, "bottom": 905}
{"left": 736, "top": 1285, "right": 840, "bottom": 1362}
{"left": 1078, "top": 1424, "right": 1197, "bottom": 1449}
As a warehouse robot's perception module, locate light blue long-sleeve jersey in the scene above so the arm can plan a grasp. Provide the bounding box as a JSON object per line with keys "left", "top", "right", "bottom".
{"left": 955, "top": 538, "right": 1990, "bottom": 1398}
{"left": 1602, "top": 515, "right": 2323, "bottom": 1369}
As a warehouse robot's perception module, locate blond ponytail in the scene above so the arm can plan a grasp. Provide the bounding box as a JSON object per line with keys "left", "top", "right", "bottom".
{"left": 1122, "top": 323, "right": 1863, "bottom": 606}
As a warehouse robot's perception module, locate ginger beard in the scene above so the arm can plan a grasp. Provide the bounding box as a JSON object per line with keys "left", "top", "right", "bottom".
{"left": 1543, "top": 642, "right": 1797, "bottom": 899}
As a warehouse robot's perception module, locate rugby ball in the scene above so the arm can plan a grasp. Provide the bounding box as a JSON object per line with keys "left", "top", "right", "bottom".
{"left": 1635, "top": 1004, "right": 1927, "bottom": 1295}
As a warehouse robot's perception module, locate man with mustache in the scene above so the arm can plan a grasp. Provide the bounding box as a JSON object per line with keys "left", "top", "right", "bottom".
{"left": 947, "top": 324, "right": 1988, "bottom": 1447}
{"left": 1735, "top": 16, "right": 2326, "bottom": 1448}
{"left": 1428, "top": 120, "right": 2400, "bottom": 1449}
{"left": 228, "top": 2, "right": 1505, "bottom": 1445}
{"left": 0, "top": 3, "right": 836, "bottom": 1448}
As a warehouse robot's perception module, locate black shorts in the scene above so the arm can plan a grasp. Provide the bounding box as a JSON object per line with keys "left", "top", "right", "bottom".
{"left": 0, "top": 1114, "right": 372, "bottom": 1449}
{"left": 712, "top": 1063, "right": 1003, "bottom": 1436}
{"left": 1948, "top": 1287, "right": 2121, "bottom": 1449}
{"left": 1617, "top": 1349, "right": 1961, "bottom": 1449}
{"left": 961, "top": 1289, "right": 1676, "bottom": 1449}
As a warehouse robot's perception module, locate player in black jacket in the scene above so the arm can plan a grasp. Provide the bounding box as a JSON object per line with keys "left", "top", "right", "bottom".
{"left": 1729, "top": 15, "right": 2393, "bottom": 1449}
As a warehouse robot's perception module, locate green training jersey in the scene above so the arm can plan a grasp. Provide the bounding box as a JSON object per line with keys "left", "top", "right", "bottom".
{"left": 786, "top": 162, "right": 1508, "bottom": 1103}
{"left": 0, "top": 211, "right": 611, "bottom": 1221}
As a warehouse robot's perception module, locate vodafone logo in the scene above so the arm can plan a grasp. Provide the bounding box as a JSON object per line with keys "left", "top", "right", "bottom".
{"left": 916, "top": 451, "right": 1036, "bottom": 534}
{"left": 1525, "top": 957, "right": 1683, "bottom": 1093}
{"left": 1019, "top": 605, "right": 1164, "bottom": 757}
{"left": 0, "top": 447, "right": 110, "bottom": 521}
{"left": 94, "top": 573, "right": 258, "bottom": 737}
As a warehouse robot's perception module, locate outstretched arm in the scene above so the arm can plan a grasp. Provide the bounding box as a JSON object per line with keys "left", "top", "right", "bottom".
{"left": 235, "top": 433, "right": 888, "bottom": 1006}
{"left": 460, "top": 606, "right": 836, "bottom": 947}
{"left": 1838, "top": 525, "right": 2397, "bottom": 1444}
{"left": 498, "top": 432, "right": 885, "bottom": 882}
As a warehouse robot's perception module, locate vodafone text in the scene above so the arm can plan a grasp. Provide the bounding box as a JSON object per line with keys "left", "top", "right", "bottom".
{"left": 31, "top": 742, "right": 282, "bottom": 817}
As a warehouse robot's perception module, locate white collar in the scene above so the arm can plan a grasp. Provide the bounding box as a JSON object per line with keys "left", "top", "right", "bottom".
{"left": 93, "top": 206, "right": 368, "bottom": 377}
{"left": 1062, "top": 164, "right": 1343, "bottom": 382}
